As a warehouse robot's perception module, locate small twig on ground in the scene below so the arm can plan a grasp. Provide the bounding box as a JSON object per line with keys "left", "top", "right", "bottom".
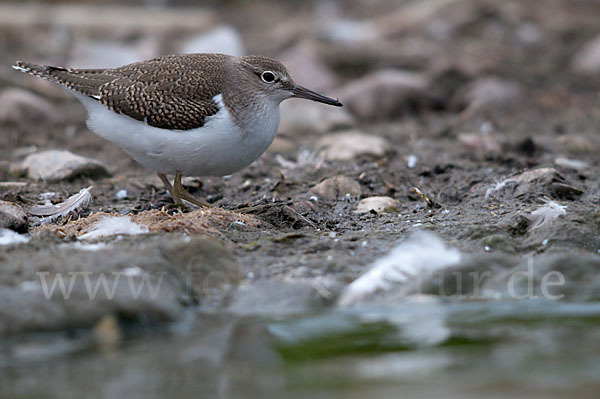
{"left": 412, "top": 187, "right": 442, "bottom": 209}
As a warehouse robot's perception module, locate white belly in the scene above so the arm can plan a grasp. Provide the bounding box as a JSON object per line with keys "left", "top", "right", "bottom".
{"left": 73, "top": 93, "right": 279, "bottom": 176}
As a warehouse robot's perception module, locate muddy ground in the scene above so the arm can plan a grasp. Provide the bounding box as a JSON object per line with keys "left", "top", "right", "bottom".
{"left": 0, "top": 0, "right": 599, "bottom": 398}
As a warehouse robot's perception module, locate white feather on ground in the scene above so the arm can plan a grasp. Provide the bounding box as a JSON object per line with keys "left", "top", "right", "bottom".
{"left": 338, "top": 232, "right": 461, "bottom": 306}
{"left": 529, "top": 198, "right": 567, "bottom": 230}
{"left": 485, "top": 178, "right": 518, "bottom": 199}
{"left": 29, "top": 186, "right": 93, "bottom": 224}
{"left": 79, "top": 216, "right": 149, "bottom": 240}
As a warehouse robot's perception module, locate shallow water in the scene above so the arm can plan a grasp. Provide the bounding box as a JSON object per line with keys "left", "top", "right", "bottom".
{"left": 2, "top": 299, "right": 598, "bottom": 399}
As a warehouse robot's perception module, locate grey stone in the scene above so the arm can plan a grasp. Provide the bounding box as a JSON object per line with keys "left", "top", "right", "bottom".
{"left": 279, "top": 98, "right": 354, "bottom": 135}
{"left": 572, "top": 35, "right": 600, "bottom": 74}
{"left": 317, "top": 130, "right": 388, "bottom": 161}
{"left": 0, "top": 88, "right": 60, "bottom": 125}
{"left": 278, "top": 41, "right": 337, "bottom": 91}
{"left": 458, "top": 133, "right": 502, "bottom": 156}
{"left": 554, "top": 157, "right": 589, "bottom": 173}
{"left": 483, "top": 168, "right": 583, "bottom": 202}
{"left": 354, "top": 196, "right": 398, "bottom": 214}
{"left": 556, "top": 134, "right": 600, "bottom": 154}
{"left": 335, "top": 69, "right": 429, "bottom": 120}
{"left": 310, "top": 176, "right": 361, "bottom": 200}
{"left": 458, "top": 77, "right": 522, "bottom": 111}
{"left": 21, "top": 150, "right": 110, "bottom": 181}
{"left": 0, "top": 201, "right": 28, "bottom": 233}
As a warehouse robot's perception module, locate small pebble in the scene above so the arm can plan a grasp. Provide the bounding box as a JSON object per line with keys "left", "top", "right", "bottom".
{"left": 407, "top": 154, "right": 418, "bottom": 168}
{"left": 115, "top": 189, "right": 128, "bottom": 199}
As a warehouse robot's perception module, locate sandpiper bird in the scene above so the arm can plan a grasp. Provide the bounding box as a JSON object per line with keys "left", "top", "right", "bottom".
{"left": 12, "top": 53, "right": 342, "bottom": 207}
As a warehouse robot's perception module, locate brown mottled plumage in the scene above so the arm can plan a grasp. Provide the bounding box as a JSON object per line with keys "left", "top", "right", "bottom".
{"left": 14, "top": 54, "right": 293, "bottom": 131}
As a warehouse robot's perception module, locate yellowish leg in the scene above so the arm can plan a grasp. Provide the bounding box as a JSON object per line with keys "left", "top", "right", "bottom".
{"left": 172, "top": 171, "right": 211, "bottom": 208}
{"left": 157, "top": 172, "right": 182, "bottom": 205}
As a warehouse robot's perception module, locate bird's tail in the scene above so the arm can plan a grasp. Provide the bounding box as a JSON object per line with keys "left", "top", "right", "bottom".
{"left": 12, "top": 61, "right": 69, "bottom": 81}
{"left": 11, "top": 61, "right": 105, "bottom": 99}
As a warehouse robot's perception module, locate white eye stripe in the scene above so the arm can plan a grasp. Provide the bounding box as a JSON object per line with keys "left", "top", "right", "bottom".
{"left": 261, "top": 71, "right": 276, "bottom": 83}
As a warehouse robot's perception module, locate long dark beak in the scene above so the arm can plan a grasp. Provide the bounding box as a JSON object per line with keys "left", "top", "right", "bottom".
{"left": 291, "top": 85, "right": 343, "bottom": 107}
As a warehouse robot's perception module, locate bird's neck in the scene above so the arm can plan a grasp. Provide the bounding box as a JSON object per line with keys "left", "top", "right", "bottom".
{"left": 220, "top": 62, "right": 278, "bottom": 129}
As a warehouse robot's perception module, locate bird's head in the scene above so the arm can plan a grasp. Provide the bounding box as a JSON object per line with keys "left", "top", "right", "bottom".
{"left": 238, "top": 55, "right": 342, "bottom": 107}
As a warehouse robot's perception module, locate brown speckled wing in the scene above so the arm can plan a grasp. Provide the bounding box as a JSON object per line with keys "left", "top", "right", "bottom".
{"left": 14, "top": 54, "right": 228, "bottom": 131}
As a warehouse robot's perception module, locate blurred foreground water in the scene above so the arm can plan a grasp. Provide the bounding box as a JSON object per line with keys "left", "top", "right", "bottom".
{"left": 2, "top": 298, "right": 598, "bottom": 399}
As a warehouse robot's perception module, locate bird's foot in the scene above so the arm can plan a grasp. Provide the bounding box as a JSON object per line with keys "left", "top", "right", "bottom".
{"left": 158, "top": 172, "right": 211, "bottom": 208}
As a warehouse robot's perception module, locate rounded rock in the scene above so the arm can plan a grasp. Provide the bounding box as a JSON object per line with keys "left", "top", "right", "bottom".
{"left": 0, "top": 201, "right": 28, "bottom": 233}
{"left": 310, "top": 176, "right": 361, "bottom": 200}
{"left": 21, "top": 150, "right": 110, "bottom": 182}
{"left": 354, "top": 196, "right": 398, "bottom": 214}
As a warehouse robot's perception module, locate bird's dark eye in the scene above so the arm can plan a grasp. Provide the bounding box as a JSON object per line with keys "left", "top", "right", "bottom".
{"left": 261, "top": 71, "right": 276, "bottom": 83}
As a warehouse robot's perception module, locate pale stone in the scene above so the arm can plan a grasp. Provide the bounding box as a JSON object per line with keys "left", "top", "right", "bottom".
{"left": 554, "top": 157, "right": 588, "bottom": 172}
{"left": 317, "top": 130, "right": 388, "bottom": 161}
{"left": 21, "top": 150, "right": 109, "bottom": 181}
{"left": 268, "top": 136, "right": 297, "bottom": 155}
{"left": 459, "top": 77, "right": 522, "bottom": 110}
{"left": 458, "top": 133, "right": 502, "bottom": 155}
{"left": 572, "top": 35, "right": 600, "bottom": 74}
{"left": 335, "top": 69, "right": 429, "bottom": 120}
{"left": 0, "top": 88, "right": 60, "bottom": 124}
{"left": 354, "top": 196, "right": 398, "bottom": 213}
{"left": 556, "top": 134, "right": 599, "bottom": 154}
{"left": 279, "top": 98, "right": 354, "bottom": 135}
{"left": 310, "top": 176, "right": 361, "bottom": 200}
{"left": 278, "top": 41, "right": 337, "bottom": 91}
